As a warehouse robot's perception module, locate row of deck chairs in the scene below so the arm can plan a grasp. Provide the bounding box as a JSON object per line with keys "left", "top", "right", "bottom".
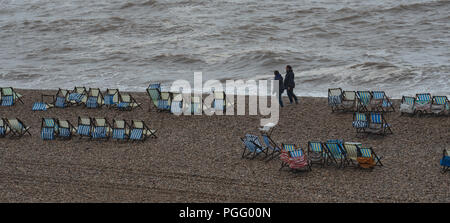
{"left": 352, "top": 112, "right": 393, "bottom": 137}
{"left": 40, "top": 117, "right": 157, "bottom": 141}
{"left": 0, "top": 87, "right": 24, "bottom": 106}
{"left": 147, "top": 83, "right": 232, "bottom": 114}
{"left": 0, "top": 118, "right": 31, "bottom": 137}
{"left": 32, "top": 87, "right": 141, "bottom": 111}
{"left": 241, "top": 133, "right": 383, "bottom": 172}
{"left": 328, "top": 88, "right": 395, "bottom": 113}
{"left": 400, "top": 93, "right": 449, "bottom": 116}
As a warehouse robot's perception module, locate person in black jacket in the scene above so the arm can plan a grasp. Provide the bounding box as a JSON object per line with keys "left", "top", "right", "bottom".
{"left": 284, "top": 65, "right": 298, "bottom": 104}
{"left": 274, "top": 70, "right": 284, "bottom": 107}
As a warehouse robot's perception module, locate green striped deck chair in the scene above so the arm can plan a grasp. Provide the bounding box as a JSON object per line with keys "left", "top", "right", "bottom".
{"left": 1, "top": 87, "right": 24, "bottom": 106}
{"left": 431, "top": 96, "right": 449, "bottom": 115}
{"left": 280, "top": 143, "right": 297, "bottom": 170}
{"left": 307, "top": 141, "right": 327, "bottom": 167}
{"left": 357, "top": 91, "right": 372, "bottom": 112}
{"left": 415, "top": 93, "right": 432, "bottom": 116}
{"left": 352, "top": 112, "right": 368, "bottom": 137}
{"left": 104, "top": 89, "right": 119, "bottom": 107}
{"left": 440, "top": 149, "right": 450, "bottom": 173}
{"left": 400, "top": 96, "right": 416, "bottom": 115}
{"left": 130, "top": 120, "right": 157, "bottom": 141}
{"left": 5, "top": 118, "right": 31, "bottom": 137}
{"left": 92, "top": 117, "right": 111, "bottom": 139}
{"left": 369, "top": 112, "right": 392, "bottom": 136}
{"left": 342, "top": 91, "right": 357, "bottom": 112}
{"left": 0, "top": 118, "right": 11, "bottom": 137}
{"left": 324, "top": 141, "right": 348, "bottom": 168}
{"left": 147, "top": 83, "right": 161, "bottom": 110}
{"left": 112, "top": 119, "right": 130, "bottom": 140}
{"left": 85, "top": 88, "right": 104, "bottom": 108}
{"left": 371, "top": 91, "right": 395, "bottom": 112}
{"left": 41, "top": 118, "right": 57, "bottom": 140}
{"left": 343, "top": 142, "right": 362, "bottom": 166}
{"left": 56, "top": 119, "right": 76, "bottom": 139}
{"left": 328, "top": 88, "right": 343, "bottom": 112}
{"left": 69, "top": 86, "right": 87, "bottom": 106}
{"left": 117, "top": 93, "right": 142, "bottom": 111}
{"left": 358, "top": 146, "right": 383, "bottom": 167}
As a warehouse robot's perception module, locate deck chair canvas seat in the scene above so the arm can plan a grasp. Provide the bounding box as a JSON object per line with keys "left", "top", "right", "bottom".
{"left": 343, "top": 142, "right": 362, "bottom": 166}
{"left": 357, "top": 147, "right": 383, "bottom": 168}
{"left": 399, "top": 96, "right": 416, "bottom": 115}
{"left": 242, "top": 134, "right": 267, "bottom": 159}
{"left": 280, "top": 143, "right": 297, "bottom": 170}
{"left": 57, "top": 119, "right": 76, "bottom": 139}
{"left": 371, "top": 91, "right": 395, "bottom": 112}
{"left": 241, "top": 137, "right": 265, "bottom": 159}
{"left": 324, "top": 141, "right": 348, "bottom": 168}
{"left": 431, "top": 96, "right": 449, "bottom": 116}
{"left": 41, "top": 118, "right": 57, "bottom": 140}
{"left": 117, "top": 93, "right": 141, "bottom": 111}
{"left": 367, "top": 112, "right": 393, "bottom": 136}
{"left": 147, "top": 83, "right": 161, "bottom": 109}
{"left": 342, "top": 91, "right": 357, "bottom": 112}
{"left": 129, "top": 120, "right": 157, "bottom": 141}
{"left": 307, "top": 141, "right": 327, "bottom": 167}
{"left": 261, "top": 133, "right": 281, "bottom": 161}
{"left": 288, "top": 148, "right": 312, "bottom": 171}
{"left": 357, "top": 91, "right": 372, "bottom": 112}
{"left": 352, "top": 112, "right": 368, "bottom": 136}
{"left": 440, "top": 149, "right": 450, "bottom": 173}
{"left": 112, "top": 119, "right": 130, "bottom": 140}
{"left": 77, "top": 117, "right": 92, "bottom": 138}
{"left": 104, "top": 89, "right": 119, "bottom": 107}
{"left": 5, "top": 118, "right": 31, "bottom": 137}
{"left": 91, "top": 117, "right": 111, "bottom": 139}
{"left": 156, "top": 91, "right": 172, "bottom": 112}
{"left": 85, "top": 88, "right": 104, "bottom": 108}
{"left": 328, "top": 88, "right": 343, "bottom": 112}
{"left": 415, "top": 93, "right": 432, "bottom": 115}
{"left": 68, "top": 87, "right": 87, "bottom": 105}
{"left": 1, "top": 87, "right": 24, "bottom": 106}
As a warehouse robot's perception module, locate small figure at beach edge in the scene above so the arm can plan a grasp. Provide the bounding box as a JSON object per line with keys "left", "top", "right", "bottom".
{"left": 284, "top": 65, "right": 298, "bottom": 104}
{"left": 274, "top": 70, "right": 285, "bottom": 107}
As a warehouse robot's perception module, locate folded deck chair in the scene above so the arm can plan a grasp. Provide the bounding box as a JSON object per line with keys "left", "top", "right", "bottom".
{"left": 5, "top": 118, "right": 31, "bottom": 137}
{"left": 85, "top": 88, "right": 104, "bottom": 108}
{"left": 117, "top": 93, "right": 142, "bottom": 110}
{"left": 112, "top": 119, "right": 130, "bottom": 140}
{"left": 0, "top": 118, "right": 11, "bottom": 137}
{"left": 1, "top": 87, "right": 24, "bottom": 106}
{"left": 32, "top": 94, "right": 55, "bottom": 111}
{"left": 307, "top": 141, "right": 327, "bottom": 167}
{"left": 368, "top": 112, "right": 392, "bottom": 136}
{"left": 431, "top": 96, "right": 449, "bottom": 116}
{"left": 352, "top": 112, "right": 368, "bottom": 137}
{"left": 280, "top": 144, "right": 297, "bottom": 170}
{"left": 343, "top": 142, "right": 362, "bottom": 166}
{"left": 68, "top": 86, "right": 87, "bottom": 106}
{"left": 415, "top": 93, "right": 432, "bottom": 116}
{"left": 41, "top": 118, "right": 57, "bottom": 140}
{"left": 357, "top": 146, "right": 383, "bottom": 168}
{"left": 288, "top": 148, "right": 312, "bottom": 172}
{"left": 261, "top": 133, "right": 281, "bottom": 161}
{"left": 104, "top": 88, "right": 119, "bottom": 107}
{"left": 324, "top": 141, "right": 348, "bottom": 168}
{"left": 357, "top": 91, "right": 372, "bottom": 112}
{"left": 328, "top": 88, "right": 343, "bottom": 112}
{"left": 91, "top": 117, "right": 111, "bottom": 139}
{"left": 213, "top": 91, "right": 227, "bottom": 112}
{"left": 56, "top": 119, "right": 76, "bottom": 139}
{"left": 342, "top": 91, "right": 357, "bottom": 112}
{"left": 129, "top": 120, "right": 157, "bottom": 141}
{"left": 147, "top": 83, "right": 161, "bottom": 110}
{"left": 77, "top": 117, "right": 92, "bottom": 138}
{"left": 399, "top": 96, "right": 416, "bottom": 115}
{"left": 170, "top": 92, "right": 184, "bottom": 114}
{"left": 191, "top": 95, "right": 203, "bottom": 114}
{"left": 440, "top": 149, "right": 450, "bottom": 173}
{"left": 371, "top": 91, "right": 395, "bottom": 112}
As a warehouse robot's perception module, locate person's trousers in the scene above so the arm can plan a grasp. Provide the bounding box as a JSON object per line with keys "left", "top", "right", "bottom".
{"left": 277, "top": 91, "right": 284, "bottom": 107}
{"left": 287, "top": 88, "right": 298, "bottom": 104}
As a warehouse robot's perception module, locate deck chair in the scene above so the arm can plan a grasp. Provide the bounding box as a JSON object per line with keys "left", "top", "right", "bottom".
{"left": 32, "top": 94, "right": 55, "bottom": 111}
{"left": 324, "top": 141, "right": 348, "bottom": 168}
{"left": 371, "top": 91, "right": 395, "bottom": 112}
{"left": 431, "top": 96, "right": 449, "bottom": 116}
{"left": 85, "top": 88, "right": 104, "bottom": 108}
{"left": 261, "top": 133, "right": 281, "bottom": 161}
{"left": 307, "top": 141, "right": 327, "bottom": 167}
{"left": 440, "top": 149, "right": 450, "bottom": 173}
{"left": 240, "top": 136, "right": 265, "bottom": 159}
{"left": 129, "top": 120, "right": 157, "bottom": 141}
{"left": 191, "top": 95, "right": 203, "bottom": 114}
{"left": 288, "top": 148, "right": 312, "bottom": 172}
{"left": 357, "top": 146, "right": 383, "bottom": 168}
{"left": 367, "top": 112, "right": 392, "bottom": 136}
{"left": 212, "top": 91, "right": 227, "bottom": 112}
{"left": 342, "top": 91, "right": 357, "bottom": 112}
{"left": 77, "top": 117, "right": 92, "bottom": 138}
{"left": 352, "top": 112, "right": 368, "bottom": 137}
{"left": 170, "top": 92, "right": 184, "bottom": 114}
{"left": 0, "top": 118, "right": 10, "bottom": 137}
{"left": 328, "top": 88, "right": 343, "bottom": 112}
{"left": 1, "top": 87, "right": 24, "bottom": 106}
{"left": 357, "top": 91, "right": 372, "bottom": 112}
{"left": 56, "top": 119, "right": 76, "bottom": 139}
{"left": 5, "top": 118, "right": 31, "bottom": 137}
{"left": 68, "top": 86, "right": 87, "bottom": 105}
{"left": 415, "top": 93, "right": 432, "bottom": 116}
{"left": 399, "top": 96, "right": 416, "bottom": 115}
{"left": 343, "top": 142, "right": 362, "bottom": 166}
{"left": 41, "top": 118, "right": 57, "bottom": 140}
{"left": 54, "top": 89, "right": 70, "bottom": 108}
{"left": 112, "top": 119, "right": 130, "bottom": 140}
{"left": 91, "top": 117, "right": 111, "bottom": 139}
{"left": 117, "top": 93, "right": 142, "bottom": 110}
{"left": 155, "top": 91, "right": 172, "bottom": 112}
{"left": 242, "top": 134, "right": 267, "bottom": 159}
{"left": 104, "top": 89, "right": 119, "bottom": 107}
{"left": 280, "top": 144, "right": 297, "bottom": 170}
{"left": 147, "top": 83, "right": 161, "bottom": 109}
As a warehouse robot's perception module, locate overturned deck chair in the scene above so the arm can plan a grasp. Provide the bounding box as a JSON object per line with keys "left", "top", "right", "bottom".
{"left": 328, "top": 88, "right": 343, "bottom": 112}
{"left": 129, "top": 120, "right": 157, "bottom": 141}
{"left": 308, "top": 141, "right": 327, "bottom": 167}
{"left": 261, "top": 133, "right": 281, "bottom": 161}
{"left": 415, "top": 93, "right": 432, "bottom": 116}
{"left": 399, "top": 96, "right": 416, "bottom": 115}
{"left": 431, "top": 96, "right": 449, "bottom": 116}
{"left": 56, "top": 119, "right": 76, "bottom": 139}
{"left": 288, "top": 147, "right": 312, "bottom": 172}
{"left": 41, "top": 118, "right": 57, "bottom": 140}
{"left": 117, "top": 93, "right": 142, "bottom": 110}
{"left": 1, "top": 87, "right": 24, "bottom": 106}
{"left": 324, "top": 141, "right": 348, "bottom": 168}
{"left": 357, "top": 91, "right": 372, "bottom": 112}
{"left": 104, "top": 88, "right": 119, "bottom": 107}
{"left": 440, "top": 149, "right": 450, "bottom": 173}
{"left": 342, "top": 91, "right": 357, "bottom": 112}
{"left": 367, "top": 112, "right": 392, "bottom": 136}
{"left": 170, "top": 92, "right": 184, "bottom": 114}
{"left": 77, "top": 117, "right": 92, "bottom": 138}
{"left": 352, "top": 112, "right": 369, "bottom": 137}
{"left": 91, "top": 117, "right": 111, "bottom": 139}
{"left": 85, "top": 88, "right": 104, "bottom": 108}
{"left": 343, "top": 142, "right": 362, "bottom": 166}
{"left": 280, "top": 143, "right": 296, "bottom": 170}
{"left": 112, "top": 119, "right": 130, "bottom": 140}
{"left": 240, "top": 136, "right": 265, "bottom": 159}
{"left": 4, "top": 118, "right": 31, "bottom": 137}
{"left": 357, "top": 146, "right": 383, "bottom": 168}
{"left": 190, "top": 95, "right": 203, "bottom": 114}
{"left": 0, "top": 118, "right": 10, "bottom": 137}
{"left": 68, "top": 86, "right": 87, "bottom": 106}
{"left": 147, "top": 83, "right": 161, "bottom": 110}
{"left": 32, "top": 94, "right": 55, "bottom": 111}
{"left": 371, "top": 91, "right": 395, "bottom": 112}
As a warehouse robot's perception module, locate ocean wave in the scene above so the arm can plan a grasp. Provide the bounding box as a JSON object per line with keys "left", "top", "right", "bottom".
{"left": 151, "top": 54, "right": 206, "bottom": 64}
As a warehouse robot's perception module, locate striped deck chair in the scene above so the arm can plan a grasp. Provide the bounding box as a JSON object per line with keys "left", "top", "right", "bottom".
{"left": 156, "top": 91, "right": 172, "bottom": 112}
{"left": 0, "top": 118, "right": 10, "bottom": 137}
{"left": 54, "top": 89, "right": 70, "bottom": 108}
{"left": 91, "top": 117, "right": 111, "bottom": 139}
{"left": 129, "top": 120, "right": 157, "bottom": 141}
{"left": 41, "top": 118, "right": 57, "bottom": 140}
{"left": 371, "top": 91, "right": 395, "bottom": 112}
{"left": 170, "top": 92, "right": 184, "bottom": 115}
{"left": 191, "top": 95, "right": 203, "bottom": 114}
{"left": 324, "top": 141, "right": 348, "bottom": 168}
{"left": 85, "top": 88, "right": 104, "bottom": 108}
{"left": 1, "top": 87, "right": 24, "bottom": 106}
{"left": 342, "top": 91, "right": 357, "bottom": 112}
{"left": 112, "top": 119, "right": 130, "bottom": 140}
{"left": 288, "top": 148, "right": 312, "bottom": 172}
{"left": 357, "top": 91, "right": 372, "bottom": 112}
{"left": 147, "top": 83, "right": 161, "bottom": 109}
{"left": 352, "top": 112, "right": 368, "bottom": 137}
{"left": 68, "top": 86, "right": 87, "bottom": 106}
{"left": 415, "top": 93, "right": 432, "bottom": 116}
{"left": 440, "top": 149, "right": 450, "bottom": 173}
{"left": 399, "top": 96, "right": 416, "bottom": 115}
{"left": 77, "top": 117, "right": 92, "bottom": 138}
{"left": 343, "top": 142, "right": 362, "bottom": 166}
{"left": 213, "top": 91, "right": 227, "bottom": 112}
{"left": 5, "top": 118, "right": 31, "bottom": 137}
{"left": 328, "top": 88, "right": 343, "bottom": 112}
{"left": 280, "top": 144, "right": 297, "bottom": 170}
{"left": 104, "top": 89, "right": 119, "bottom": 107}
{"left": 117, "top": 93, "right": 142, "bottom": 110}
{"left": 261, "top": 133, "right": 281, "bottom": 161}
{"left": 368, "top": 112, "right": 392, "bottom": 135}
{"left": 308, "top": 141, "right": 327, "bottom": 167}
{"left": 240, "top": 136, "right": 265, "bottom": 159}
{"left": 357, "top": 146, "right": 383, "bottom": 168}
{"left": 32, "top": 94, "right": 55, "bottom": 111}
{"left": 242, "top": 134, "right": 267, "bottom": 159}
{"left": 431, "top": 96, "right": 449, "bottom": 115}
{"left": 56, "top": 119, "right": 76, "bottom": 139}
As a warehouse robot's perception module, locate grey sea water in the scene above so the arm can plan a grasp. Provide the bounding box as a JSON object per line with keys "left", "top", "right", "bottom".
{"left": 0, "top": 0, "right": 449, "bottom": 97}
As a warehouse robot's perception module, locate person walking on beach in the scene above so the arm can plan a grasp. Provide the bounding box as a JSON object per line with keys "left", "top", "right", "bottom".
{"left": 284, "top": 65, "right": 298, "bottom": 104}
{"left": 274, "top": 70, "right": 284, "bottom": 107}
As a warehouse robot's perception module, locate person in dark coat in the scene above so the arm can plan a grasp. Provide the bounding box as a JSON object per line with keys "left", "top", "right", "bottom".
{"left": 274, "top": 70, "right": 284, "bottom": 107}
{"left": 284, "top": 65, "right": 298, "bottom": 104}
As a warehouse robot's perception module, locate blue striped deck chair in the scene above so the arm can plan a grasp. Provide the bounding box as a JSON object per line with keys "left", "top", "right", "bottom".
{"left": 32, "top": 94, "right": 56, "bottom": 111}
{"left": 328, "top": 88, "right": 343, "bottom": 112}
{"left": 191, "top": 96, "right": 202, "bottom": 115}
{"left": 324, "top": 141, "right": 348, "bottom": 168}
{"left": 117, "top": 92, "right": 142, "bottom": 111}
{"left": 357, "top": 146, "right": 383, "bottom": 167}
{"left": 147, "top": 83, "right": 161, "bottom": 109}
{"left": 41, "top": 118, "right": 56, "bottom": 140}
{"left": 308, "top": 141, "right": 327, "bottom": 167}
{"left": 242, "top": 134, "right": 266, "bottom": 159}
{"left": 352, "top": 112, "right": 368, "bottom": 137}
{"left": 112, "top": 119, "right": 130, "bottom": 140}
{"left": 91, "top": 117, "right": 111, "bottom": 139}
{"left": 213, "top": 91, "right": 226, "bottom": 113}
{"left": 400, "top": 96, "right": 416, "bottom": 115}
{"left": 85, "top": 88, "right": 104, "bottom": 108}
{"left": 431, "top": 96, "right": 449, "bottom": 116}
{"left": 279, "top": 143, "right": 297, "bottom": 170}
{"left": 77, "top": 117, "right": 92, "bottom": 138}
{"left": 5, "top": 118, "right": 31, "bottom": 137}
{"left": 1, "top": 87, "right": 23, "bottom": 106}
{"left": 261, "top": 133, "right": 281, "bottom": 161}
{"left": 0, "top": 119, "right": 10, "bottom": 138}
{"left": 343, "top": 142, "right": 362, "bottom": 166}
{"left": 440, "top": 149, "right": 450, "bottom": 173}
{"left": 156, "top": 91, "right": 172, "bottom": 112}
{"left": 57, "top": 119, "right": 76, "bottom": 139}
{"left": 68, "top": 86, "right": 87, "bottom": 106}
{"left": 357, "top": 91, "right": 372, "bottom": 112}
{"left": 129, "top": 120, "right": 157, "bottom": 141}
{"left": 368, "top": 112, "right": 392, "bottom": 135}
{"left": 104, "top": 89, "right": 119, "bottom": 108}
{"left": 342, "top": 91, "right": 357, "bottom": 112}
{"left": 288, "top": 148, "right": 312, "bottom": 172}
{"left": 54, "top": 89, "right": 69, "bottom": 108}
{"left": 240, "top": 137, "right": 265, "bottom": 159}
{"left": 415, "top": 93, "right": 432, "bottom": 116}
{"left": 170, "top": 93, "right": 184, "bottom": 115}
{"left": 371, "top": 91, "right": 395, "bottom": 112}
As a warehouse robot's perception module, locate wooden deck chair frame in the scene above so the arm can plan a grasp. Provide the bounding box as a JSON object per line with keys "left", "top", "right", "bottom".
{"left": 261, "top": 133, "right": 281, "bottom": 161}
{"left": 357, "top": 91, "right": 372, "bottom": 112}
{"left": 400, "top": 96, "right": 416, "bottom": 116}
{"left": 146, "top": 83, "right": 162, "bottom": 110}
{"left": 56, "top": 119, "right": 76, "bottom": 140}
{"left": 371, "top": 91, "right": 395, "bottom": 112}
{"left": 117, "top": 92, "right": 142, "bottom": 111}
{"left": 5, "top": 118, "right": 31, "bottom": 137}
{"left": 368, "top": 112, "right": 393, "bottom": 136}
{"left": 323, "top": 142, "right": 348, "bottom": 168}
{"left": 104, "top": 88, "right": 119, "bottom": 108}
{"left": 112, "top": 119, "right": 130, "bottom": 141}
{"left": 415, "top": 93, "right": 432, "bottom": 116}
{"left": 307, "top": 141, "right": 326, "bottom": 167}
{"left": 85, "top": 88, "right": 104, "bottom": 108}
{"left": 431, "top": 96, "right": 449, "bottom": 116}
{"left": 69, "top": 86, "right": 88, "bottom": 106}
{"left": 91, "top": 117, "right": 111, "bottom": 140}
{"left": 1, "top": 87, "right": 24, "bottom": 105}
{"left": 342, "top": 90, "right": 357, "bottom": 112}
{"left": 41, "top": 118, "right": 57, "bottom": 140}
{"left": 328, "top": 88, "right": 343, "bottom": 112}
{"left": 77, "top": 117, "right": 92, "bottom": 139}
